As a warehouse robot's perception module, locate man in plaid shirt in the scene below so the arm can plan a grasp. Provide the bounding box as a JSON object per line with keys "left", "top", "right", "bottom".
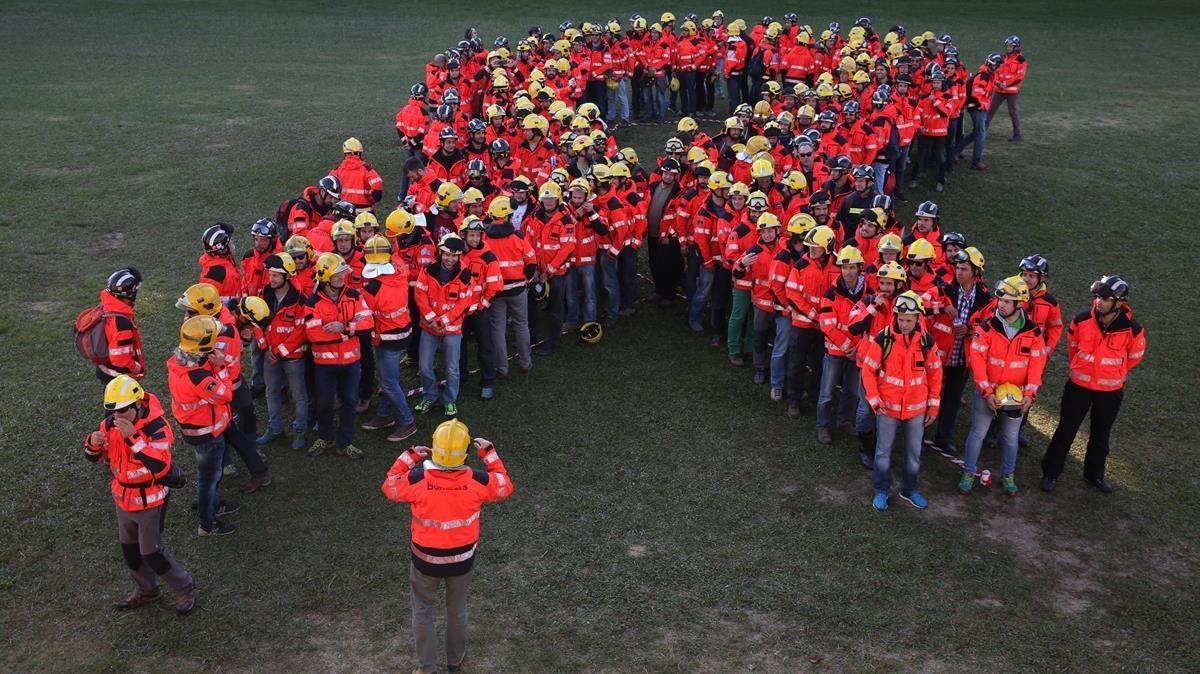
{"left": 930, "top": 248, "right": 991, "bottom": 455}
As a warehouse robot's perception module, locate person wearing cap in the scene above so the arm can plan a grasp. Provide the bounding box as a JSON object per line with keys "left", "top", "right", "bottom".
{"left": 1040, "top": 276, "right": 1147, "bottom": 494}
{"left": 989, "top": 36, "right": 1027, "bottom": 142}
{"left": 929, "top": 246, "right": 991, "bottom": 456}
{"left": 85, "top": 375, "right": 195, "bottom": 614}
{"left": 92, "top": 267, "right": 145, "bottom": 384}
{"left": 413, "top": 235, "right": 477, "bottom": 418}
{"left": 331, "top": 137, "right": 384, "bottom": 210}
{"left": 959, "top": 276, "right": 1048, "bottom": 496}
{"left": 860, "top": 291, "right": 944, "bottom": 511}
{"left": 952, "top": 53, "right": 1003, "bottom": 170}
{"left": 381, "top": 420, "right": 514, "bottom": 674}
{"left": 255, "top": 253, "right": 310, "bottom": 452}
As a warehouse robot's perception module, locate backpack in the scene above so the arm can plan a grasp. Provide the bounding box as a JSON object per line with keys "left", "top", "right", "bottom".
{"left": 875, "top": 325, "right": 935, "bottom": 367}
{"left": 73, "top": 305, "right": 116, "bottom": 365}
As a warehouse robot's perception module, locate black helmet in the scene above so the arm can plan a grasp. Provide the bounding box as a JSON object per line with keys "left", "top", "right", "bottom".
{"left": 466, "top": 158, "right": 486, "bottom": 177}
{"left": 851, "top": 164, "right": 874, "bottom": 180}
{"left": 410, "top": 83, "right": 428, "bottom": 99}
{"left": 489, "top": 138, "right": 511, "bottom": 154}
{"left": 250, "top": 218, "right": 278, "bottom": 238}
{"left": 202, "top": 223, "right": 233, "bottom": 254}
{"left": 1019, "top": 254, "right": 1050, "bottom": 276}
{"left": 318, "top": 174, "right": 342, "bottom": 198}
{"left": 830, "top": 155, "right": 852, "bottom": 171}
{"left": 1005, "top": 35, "right": 1022, "bottom": 48}
{"left": 106, "top": 267, "right": 143, "bottom": 300}
{"left": 855, "top": 17, "right": 872, "bottom": 28}
{"left": 761, "top": 15, "right": 773, "bottom": 25}
{"left": 941, "top": 231, "right": 967, "bottom": 248}
{"left": 871, "top": 194, "right": 893, "bottom": 212}
{"left": 915, "top": 200, "right": 940, "bottom": 219}
{"left": 439, "top": 126, "right": 459, "bottom": 141}
{"left": 1090, "top": 275, "right": 1129, "bottom": 300}
{"left": 443, "top": 87, "right": 461, "bottom": 105}
{"left": 331, "top": 200, "right": 357, "bottom": 222}
{"left": 986, "top": 52, "right": 1004, "bottom": 68}
{"left": 435, "top": 104, "right": 453, "bottom": 121}
{"left": 843, "top": 100, "right": 861, "bottom": 116}
{"left": 494, "top": 36, "right": 509, "bottom": 48}
{"left": 466, "top": 118, "right": 486, "bottom": 133}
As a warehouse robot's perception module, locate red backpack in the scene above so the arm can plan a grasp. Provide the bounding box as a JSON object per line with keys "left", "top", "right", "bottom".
{"left": 73, "top": 305, "right": 116, "bottom": 365}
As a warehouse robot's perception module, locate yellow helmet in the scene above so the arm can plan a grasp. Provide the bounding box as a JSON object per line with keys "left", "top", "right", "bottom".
{"left": 514, "top": 97, "right": 537, "bottom": 114}
{"left": 103, "top": 374, "right": 144, "bottom": 411}
{"left": 179, "top": 315, "right": 221, "bottom": 354}
{"left": 817, "top": 71, "right": 835, "bottom": 86}
{"left": 696, "top": 159, "right": 716, "bottom": 174}
{"left": 488, "top": 196, "right": 514, "bottom": 220}
{"left": 906, "top": 238, "right": 937, "bottom": 261}
{"left": 539, "top": 181, "right": 563, "bottom": 201}
{"left": 265, "top": 251, "right": 297, "bottom": 277}
{"left": 354, "top": 211, "right": 379, "bottom": 232}
{"left": 750, "top": 158, "right": 775, "bottom": 179}
{"left": 669, "top": 76, "right": 680, "bottom": 92}
{"left": 728, "top": 182, "right": 751, "bottom": 199}
{"left": 342, "top": 136, "right": 363, "bottom": 154}
{"left": 430, "top": 419, "right": 472, "bottom": 468}
{"left": 579, "top": 321, "right": 603, "bottom": 344}
{"left": 803, "top": 225, "right": 836, "bottom": 253}
{"left": 752, "top": 100, "right": 773, "bottom": 118}
{"left": 837, "top": 83, "right": 854, "bottom": 99}
{"left": 836, "top": 245, "right": 865, "bottom": 266}
{"left": 578, "top": 102, "right": 600, "bottom": 120}
{"left": 887, "top": 43, "right": 905, "bottom": 60}
{"left": 781, "top": 170, "right": 808, "bottom": 191}
{"left": 522, "top": 114, "right": 549, "bottom": 132}
{"left": 385, "top": 209, "right": 416, "bottom": 237}
{"left": 993, "top": 382, "right": 1025, "bottom": 416}
{"left": 876, "top": 261, "right": 908, "bottom": 282}
{"left": 686, "top": 146, "right": 708, "bottom": 164}
{"left": 884, "top": 31, "right": 898, "bottom": 45}
{"left": 555, "top": 57, "right": 570, "bottom": 72}
{"left": 815, "top": 82, "right": 836, "bottom": 98}
{"left": 786, "top": 213, "right": 816, "bottom": 236}
{"left": 567, "top": 177, "right": 591, "bottom": 196}
{"left": 314, "top": 252, "right": 349, "bottom": 283}
{"left": 964, "top": 246, "right": 987, "bottom": 272}
{"left": 660, "top": 11, "right": 675, "bottom": 23}
{"left": 619, "top": 147, "right": 640, "bottom": 165}
{"left": 893, "top": 290, "right": 925, "bottom": 315}
{"left": 911, "top": 35, "right": 926, "bottom": 47}
{"left": 677, "top": 116, "right": 699, "bottom": 133}
{"left": 284, "top": 235, "right": 314, "bottom": 259}
{"left": 529, "top": 67, "right": 546, "bottom": 82}
{"left": 436, "top": 182, "right": 464, "bottom": 208}
{"left": 570, "top": 116, "right": 591, "bottom": 132}
{"left": 764, "top": 81, "right": 783, "bottom": 96}
{"left": 236, "top": 295, "right": 271, "bottom": 324}
{"left": 486, "top": 103, "right": 507, "bottom": 121}
{"left": 747, "top": 191, "right": 769, "bottom": 211}
{"left": 681, "top": 20, "right": 697, "bottom": 36}
{"left": 708, "top": 171, "right": 732, "bottom": 191}
{"left": 756, "top": 213, "right": 781, "bottom": 230}
{"left": 797, "top": 104, "right": 817, "bottom": 119}
{"left": 724, "top": 116, "right": 744, "bottom": 130}
{"left": 330, "top": 218, "right": 357, "bottom": 240}
{"left": 995, "top": 275, "right": 1030, "bottom": 302}
{"left": 570, "top": 135, "right": 592, "bottom": 153}
{"left": 492, "top": 74, "right": 510, "bottom": 89}
{"left": 590, "top": 163, "right": 611, "bottom": 182}
{"left": 852, "top": 70, "right": 871, "bottom": 84}
{"left": 878, "top": 232, "right": 904, "bottom": 254}
{"left": 462, "top": 187, "right": 485, "bottom": 206}
{"left": 362, "top": 234, "right": 393, "bottom": 264}
{"left": 176, "top": 282, "right": 221, "bottom": 316}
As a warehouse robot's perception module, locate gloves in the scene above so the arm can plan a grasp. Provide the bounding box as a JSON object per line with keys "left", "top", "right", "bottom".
{"left": 472, "top": 438, "right": 495, "bottom": 458}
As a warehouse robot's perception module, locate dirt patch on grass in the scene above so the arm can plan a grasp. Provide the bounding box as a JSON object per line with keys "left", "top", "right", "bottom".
{"left": 927, "top": 496, "right": 968, "bottom": 519}
{"left": 627, "top": 544, "right": 648, "bottom": 558}
{"left": 815, "top": 485, "right": 851, "bottom": 504}
{"left": 100, "top": 231, "right": 125, "bottom": 249}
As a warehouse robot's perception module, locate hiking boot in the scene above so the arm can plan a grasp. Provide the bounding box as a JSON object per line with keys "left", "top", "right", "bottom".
{"left": 362, "top": 415, "right": 396, "bottom": 431}
{"left": 444, "top": 403, "right": 459, "bottom": 418}
{"left": 256, "top": 430, "right": 283, "bottom": 445}
{"left": 1039, "top": 476, "right": 1057, "bottom": 493}
{"left": 216, "top": 500, "right": 240, "bottom": 517}
{"left": 387, "top": 423, "right": 418, "bottom": 443}
{"left": 307, "top": 438, "right": 330, "bottom": 457}
{"left": 412, "top": 400, "right": 434, "bottom": 414}
{"left": 240, "top": 471, "right": 273, "bottom": 494}
{"left": 728, "top": 353, "right": 745, "bottom": 367}
{"left": 114, "top": 588, "right": 162, "bottom": 611}
{"left": 752, "top": 368, "right": 766, "bottom": 385}
{"left": 355, "top": 398, "right": 372, "bottom": 414}
{"left": 1001, "top": 474, "right": 1019, "bottom": 496}
{"left": 770, "top": 387, "right": 783, "bottom": 402}
{"left": 900, "top": 491, "right": 929, "bottom": 509}
{"left": 175, "top": 586, "right": 196, "bottom": 615}
{"left": 198, "top": 520, "right": 236, "bottom": 536}
{"left": 336, "top": 444, "right": 364, "bottom": 460}
{"left": 1085, "top": 476, "right": 1115, "bottom": 494}
{"left": 816, "top": 427, "right": 833, "bottom": 445}
{"left": 957, "top": 472, "right": 975, "bottom": 495}
{"left": 872, "top": 491, "right": 889, "bottom": 511}
{"left": 480, "top": 386, "right": 494, "bottom": 400}
{"left": 787, "top": 401, "right": 802, "bottom": 419}
{"left": 448, "top": 650, "right": 468, "bottom": 673}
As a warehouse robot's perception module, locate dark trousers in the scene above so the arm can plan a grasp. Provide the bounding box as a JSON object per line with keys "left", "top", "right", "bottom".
{"left": 618, "top": 246, "right": 639, "bottom": 311}
{"left": 231, "top": 375, "right": 256, "bottom": 436}
{"left": 679, "top": 71, "right": 697, "bottom": 115}
{"left": 406, "top": 294, "right": 422, "bottom": 362}
{"left": 585, "top": 80, "right": 608, "bottom": 110}
{"left": 911, "top": 135, "right": 948, "bottom": 185}
{"left": 699, "top": 72, "right": 715, "bottom": 112}
{"left": 934, "top": 363, "right": 969, "bottom": 446}
{"left": 1041, "top": 381, "right": 1125, "bottom": 480}
{"left": 647, "top": 238, "right": 683, "bottom": 300}
{"left": 358, "top": 332, "right": 375, "bottom": 399}
{"left": 543, "top": 274, "right": 568, "bottom": 350}
{"left": 709, "top": 267, "right": 733, "bottom": 339}
{"left": 785, "top": 326, "right": 824, "bottom": 404}
{"left": 631, "top": 70, "right": 644, "bottom": 118}
{"left": 314, "top": 361, "right": 361, "bottom": 446}
{"left": 458, "top": 312, "right": 495, "bottom": 387}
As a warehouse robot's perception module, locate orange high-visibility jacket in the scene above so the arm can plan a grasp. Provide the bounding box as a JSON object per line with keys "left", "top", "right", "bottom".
{"left": 166, "top": 354, "right": 232, "bottom": 443}
{"left": 1066, "top": 306, "right": 1147, "bottom": 392}
{"left": 304, "top": 288, "right": 373, "bottom": 365}
{"left": 362, "top": 271, "right": 412, "bottom": 345}
{"left": 969, "top": 312, "right": 1049, "bottom": 398}
{"left": 83, "top": 392, "right": 174, "bottom": 512}
{"left": 98, "top": 290, "right": 144, "bottom": 378}
{"left": 860, "top": 324, "right": 945, "bottom": 420}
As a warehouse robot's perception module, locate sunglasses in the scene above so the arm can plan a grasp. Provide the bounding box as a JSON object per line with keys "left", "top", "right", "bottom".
{"left": 798, "top": 152, "right": 813, "bottom": 157}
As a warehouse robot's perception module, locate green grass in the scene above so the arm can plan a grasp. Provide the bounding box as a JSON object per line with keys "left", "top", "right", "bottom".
{"left": 2, "top": 1, "right": 1198, "bottom": 671}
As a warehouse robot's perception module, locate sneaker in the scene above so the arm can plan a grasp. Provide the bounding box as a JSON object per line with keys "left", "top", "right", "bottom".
{"left": 387, "top": 423, "right": 418, "bottom": 443}
{"left": 752, "top": 368, "right": 766, "bottom": 385}
{"left": 770, "top": 387, "right": 783, "bottom": 401}
{"left": 971, "top": 163, "right": 988, "bottom": 171}
{"left": 444, "top": 403, "right": 459, "bottom": 418}
{"left": 1085, "top": 476, "right": 1115, "bottom": 493}
{"left": 816, "top": 427, "right": 833, "bottom": 445}
{"left": 222, "top": 463, "right": 238, "bottom": 477}
{"left": 480, "top": 386, "right": 494, "bottom": 400}
{"left": 361, "top": 415, "right": 396, "bottom": 431}
{"left": 307, "top": 438, "right": 330, "bottom": 457}
{"left": 256, "top": 430, "right": 283, "bottom": 445}
{"left": 114, "top": 588, "right": 162, "bottom": 611}
{"left": 240, "top": 471, "right": 273, "bottom": 494}
{"left": 708, "top": 335, "right": 721, "bottom": 347}
{"left": 1001, "top": 474, "right": 1019, "bottom": 496}
{"left": 872, "top": 491, "right": 889, "bottom": 511}
{"left": 198, "top": 520, "right": 236, "bottom": 536}
{"left": 1010, "top": 135, "right": 1022, "bottom": 142}
{"left": 900, "top": 491, "right": 929, "bottom": 509}
{"left": 1039, "top": 476, "right": 1057, "bottom": 493}
{"left": 729, "top": 354, "right": 745, "bottom": 367}
{"left": 175, "top": 586, "right": 196, "bottom": 615}
{"left": 412, "top": 400, "right": 434, "bottom": 414}
{"left": 291, "top": 433, "right": 306, "bottom": 451}
{"left": 957, "top": 472, "right": 975, "bottom": 495}
{"left": 216, "top": 500, "right": 240, "bottom": 517}
{"left": 787, "top": 401, "right": 802, "bottom": 419}
{"left": 336, "top": 444, "right": 365, "bottom": 460}
{"left": 355, "top": 398, "right": 371, "bottom": 414}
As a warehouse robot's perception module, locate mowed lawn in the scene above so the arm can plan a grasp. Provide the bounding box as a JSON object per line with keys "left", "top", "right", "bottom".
{"left": 1, "top": 0, "right": 1198, "bottom": 671}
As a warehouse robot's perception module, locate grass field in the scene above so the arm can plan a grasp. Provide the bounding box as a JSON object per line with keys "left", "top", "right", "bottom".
{"left": 2, "top": 1, "right": 1199, "bottom": 671}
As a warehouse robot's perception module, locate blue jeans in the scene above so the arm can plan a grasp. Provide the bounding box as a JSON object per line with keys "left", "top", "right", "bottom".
{"left": 963, "top": 390, "right": 1022, "bottom": 475}
{"left": 679, "top": 71, "right": 697, "bottom": 115}
{"left": 873, "top": 413, "right": 925, "bottom": 494}
{"left": 376, "top": 346, "right": 415, "bottom": 425}
{"left": 653, "top": 76, "right": 669, "bottom": 122}
{"left": 893, "top": 145, "right": 911, "bottom": 191}
{"left": 770, "top": 315, "right": 792, "bottom": 388}
{"left": 264, "top": 356, "right": 308, "bottom": 435}
{"left": 598, "top": 253, "right": 621, "bottom": 322}
{"left": 314, "top": 361, "right": 360, "bottom": 446}
{"left": 419, "top": 330, "right": 461, "bottom": 405}
{"left": 855, "top": 379, "right": 875, "bottom": 434}
{"left": 687, "top": 263, "right": 714, "bottom": 328}
{"left": 871, "top": 161, "right": 889, "bottom": 196}
{"left": 817, "top": 354, "right": 861, "bottom": 429}
{"left": 606, "top": 79, "right": 630, "bottom": 123}
{"left": 957, "top": 108, "right": 989, "bottom": 167}
{"left": 194, "top": 436, "right": 225, "bottom": 530}
{"left": 567, "top": 264, "right": 597, "bottom": 324}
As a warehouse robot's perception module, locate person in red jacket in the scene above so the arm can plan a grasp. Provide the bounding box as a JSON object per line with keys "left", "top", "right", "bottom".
{"left": 254, "top": 253, "right": 310, "bottom": 452}
{"left": 381, "top": 420, "right": 513, "bottom": 674}
{"left": 908, "top": 68, "right": 952, "bottom": 192}
{"left": 733, "top": 213, "right": 786, "bottom": 395}
{"left": 1041, "top": 275, "right": 1147, "bottom": 494}
{"left": 1018, "top": 254, "right": 1064, "bottom": 353}
{"left": 483, "top": 197, "right": 537, "bottom": 373}
{"left": 304, "top": 252, "right": 374, "bottom": 459}
{"left": 784, "top": 225, "right": 839, "bottom": 417}
{"left": 284, "top": 175, "right": 340, "bottom": 237}
{"left": 95, "top": 267, "right": 145, "bottom": 383}
{"left": 85, "top": 375, "right": 195, "bottom": 614}
{"left": 413, "top": 234, "right": 477, "bottom": 417}
{"left": 846, "top": 261, "right": 908, "bottom": 467}
{"left": 860, "top": 291, "right": 944, "bottom": 511}
{"left": 953, "top": 53, "right": 1002, "bottom": 170}
{"left": 960, "top": 276, "right": 1048, "bottom": 495}
{"left": 330, "top": 137, "right": 384, "bottom": 211}
{"left": 396, "top": 84, "right": 430, "bottom": 199}
{"left": 457, "top": 216, "right": 501, "bottom": 400}
{"left": 989, "top": 36, "right": 1027, "bottom": 141}
{"left": 525, "top": 181, "right": 576, "bottom": 355}
{"left": 359, "top": 235, "right": 418, "bottom": 443}
{"left": 816, "top": 245, "right": 869, "bottom": 445}
{"left": 930, "top": 246, "right": 991, "bottom": 455}
{"left": 240, "top": 218, "right": 281, "bottom": 396}
{"left": 198, "top": 223, "right": 241, "bottom": 302}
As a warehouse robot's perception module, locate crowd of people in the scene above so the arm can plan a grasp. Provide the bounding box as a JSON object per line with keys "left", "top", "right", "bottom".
{"left": 74, "top": 12, "right": 1145, "bottom": 674}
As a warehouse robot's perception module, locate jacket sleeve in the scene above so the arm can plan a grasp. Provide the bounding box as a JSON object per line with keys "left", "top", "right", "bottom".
{"left": 693, "top": 213, "right": 714, "bottom": 266}
{"left": 847, "top": 299, "right": 879, "bottom": 336}
{"left": 1044, "top": 302, "right": 1064, "bottom": 353}
{"left": 925, "top": 345, "right": 944, "bottom": 415}
{"left": 278, "top": 308, "right": 309, "bottom": 358}
{"left": 859, "top": 339, "right": 883, "bottom": 410}
{"left": 1127, "top": 320, "right": 1147, "bottom": 371}
{"left": 547, "top": 222, "right": 575, "bottom": 274}
{"left": 1026, "top": 332, "right": 1048, "bottom": 397}
{"left": 304, "top": 304, "right": 340, "bottom": 344}
{"left": 477, "top": 445, "right": 514, "bottom": 503}
{"left": 104, "top": 314, "right": 142, "bottom": 374}
{"left": 767, "top": 255, "right": 791, "bottom": 308}
{"left": 818, "top": 289, "right": 853, "bottom": 352}
{"left": 381, "top": 448, "right": 429, "bottom": 503}
{"left": 968, "top": 323, "right": 993, "bottom": 396}
{"left": 349, "top": 294, "right": 375, "bottom": 333}
{"left": 128, "top": 417, "right": 174, "bottom": 480}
